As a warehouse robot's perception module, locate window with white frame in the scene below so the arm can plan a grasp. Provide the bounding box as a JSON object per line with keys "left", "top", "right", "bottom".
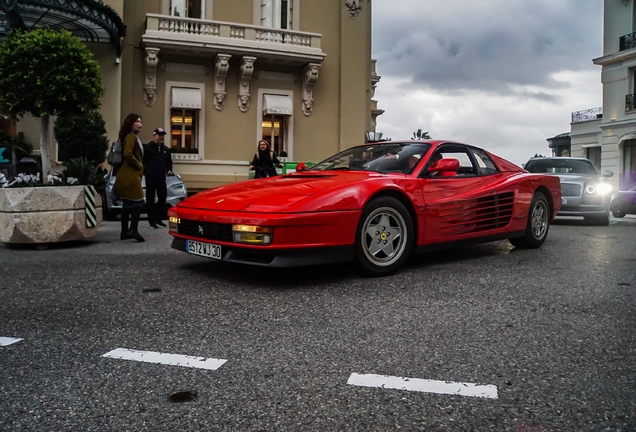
{"left": 261, "top": 0, "right": 291, "bottom": 29}
{"left": 170, "top": 87, "right": 202, "bottom": 155}
{"left": 171, "top": 0, "right": 204, "bottom": 18}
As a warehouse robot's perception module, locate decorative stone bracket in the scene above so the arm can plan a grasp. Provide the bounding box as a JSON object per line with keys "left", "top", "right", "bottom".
{"left": 238, "top": 56, "right": 256, "bottom": 113}
{"left": 144, "top": 47, "right": 160, "bottom": 107}
{"left": 214, "top": 53, "right": 231, "bottom": 111}
{"left": 345, "top": 0, "right": 367, "bottom": 18}
{"left": 302, "top": 63, "right": 321, "bottom": 116}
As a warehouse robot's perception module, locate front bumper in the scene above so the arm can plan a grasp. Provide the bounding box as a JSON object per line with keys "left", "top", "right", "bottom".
{"left": 171, "top": 236, "right": 354, "bottom": 267}
{"left": 557, "top": 195, "right": 609, "bottom": 217}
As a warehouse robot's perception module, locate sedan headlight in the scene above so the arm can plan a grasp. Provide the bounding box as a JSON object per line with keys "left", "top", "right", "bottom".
{"left": 586, "top": 183, "right": 612, "bottom": 195}
{"left": 232, "top": 224, "right": 274, "bottom": 245}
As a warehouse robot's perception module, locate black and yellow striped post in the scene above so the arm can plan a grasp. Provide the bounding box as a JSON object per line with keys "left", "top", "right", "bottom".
{"left": 84, "top": 185, "right": 97, "bottom": 228}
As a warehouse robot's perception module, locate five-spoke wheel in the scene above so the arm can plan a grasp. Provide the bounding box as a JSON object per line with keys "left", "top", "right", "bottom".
{"left": 354, "top": 197, "right": 414, "bottom": 276}
{"left": 510, "top": 191, "right": 550, "bottom": 248}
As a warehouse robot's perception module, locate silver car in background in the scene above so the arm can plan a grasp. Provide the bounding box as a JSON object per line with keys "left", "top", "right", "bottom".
{"left": 524, "top": 157, "right": 613, "bottom": 225}
{"left": 102, "top": 169, "right": 188, "bottom": 220}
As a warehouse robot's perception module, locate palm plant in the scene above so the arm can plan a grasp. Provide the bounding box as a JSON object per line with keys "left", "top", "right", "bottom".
{"left": 412, "top": 129, "right": 431, "bottom": 140}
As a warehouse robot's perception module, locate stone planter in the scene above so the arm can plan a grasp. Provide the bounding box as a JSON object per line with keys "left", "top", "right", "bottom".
{"left": 0, "top": 186, "right": 102, "bottom": 244}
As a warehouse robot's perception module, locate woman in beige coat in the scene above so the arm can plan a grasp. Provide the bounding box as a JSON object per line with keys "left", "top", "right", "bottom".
{"left": 114, "top": 113, "right": 145, "bottom": 242}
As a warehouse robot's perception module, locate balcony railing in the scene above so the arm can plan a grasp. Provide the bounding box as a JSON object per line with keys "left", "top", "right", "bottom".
{"left": 571, "top": 107, "right": 603, "bottom": 123}
{"left": 143, "top": 14, "right": 324, "bottom": 64}
{"left": 620, "top": 32, "right": 636, "bottom": 51}
{"left": 627, "top": 94, "right": 635, "bottom": 112}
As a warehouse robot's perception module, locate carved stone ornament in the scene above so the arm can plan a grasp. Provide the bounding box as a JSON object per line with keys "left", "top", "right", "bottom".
{"left": 144, "top": 47, "right": 160, "bottom": 107}
{"left": 302, "top": 63, "right": 321, "bottom": 116}
{"left": 214, "top": 54, "right": 231, "bottom": 111}
{"left": 238, "top": 56, "right": 256, "bottom": 113}
{"left": 345, "top": 0, "right": 364, "bottom": 18}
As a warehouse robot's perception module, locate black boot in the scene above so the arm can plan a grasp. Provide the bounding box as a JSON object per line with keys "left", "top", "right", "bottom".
{"left": 120, "top": 210, "right": 132, "bottom": 240}
{"left": 129, "top": 206, "right": 145, "bottom": 242}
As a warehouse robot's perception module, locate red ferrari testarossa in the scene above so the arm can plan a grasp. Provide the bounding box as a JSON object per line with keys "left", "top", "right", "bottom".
{"left": 168, "top": 141, "right": 561, "bottom": 276}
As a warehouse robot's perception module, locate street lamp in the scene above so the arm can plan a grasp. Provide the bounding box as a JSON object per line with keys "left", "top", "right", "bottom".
{"left": 366, "top": 131, "right": 383, "bottom": 143}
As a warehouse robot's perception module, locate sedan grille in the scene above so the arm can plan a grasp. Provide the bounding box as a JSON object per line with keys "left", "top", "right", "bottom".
{"left": 439, "top": 192, "right": 514, "bottom": 236}
{"left": 561, "top": 183, "right": 581, "bottom": 197}
{"left": 178, "top": 219, "right": 233, "bottom": 242}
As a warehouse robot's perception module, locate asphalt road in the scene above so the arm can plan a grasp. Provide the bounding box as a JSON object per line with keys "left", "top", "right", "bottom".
{"left": 1, "top": 216, "right": 635, "bottom": 431}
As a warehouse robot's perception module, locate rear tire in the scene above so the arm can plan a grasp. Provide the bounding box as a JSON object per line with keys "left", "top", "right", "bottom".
{"left": 354, "top": 196, "right": 414, "bottom": 277}
{"left": 510, "top": 191, "right": 550, "bottom": 248}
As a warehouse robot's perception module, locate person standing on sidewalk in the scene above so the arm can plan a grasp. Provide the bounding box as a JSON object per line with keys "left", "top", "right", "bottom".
{"left": 144, "top": 128, "right": 173, "bottom": 228}
{"left": 114, "top": 114, "right": 145, "bottom": 242}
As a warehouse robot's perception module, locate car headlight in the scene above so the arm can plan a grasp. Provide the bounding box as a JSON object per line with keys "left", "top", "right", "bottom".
{"left": 232, "top": 224, "right": 274, "bottom": 245}
{"left": 169, "top": 216, "right": 180, "bottom": 233}
{"left": 596, "top": 183, "right": 612, "bottom": 195}
{"left": 586, "top": 183, "right": 612, "bottom": 195}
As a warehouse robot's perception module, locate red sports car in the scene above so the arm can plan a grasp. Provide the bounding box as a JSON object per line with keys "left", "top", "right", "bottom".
{"left": 168, "top": 141, "right": 561, "bottom": 276}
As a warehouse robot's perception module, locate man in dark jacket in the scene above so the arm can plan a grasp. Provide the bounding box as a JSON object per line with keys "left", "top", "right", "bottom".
{"left": 144, "top": 128, "right": 173, "bottom": 228}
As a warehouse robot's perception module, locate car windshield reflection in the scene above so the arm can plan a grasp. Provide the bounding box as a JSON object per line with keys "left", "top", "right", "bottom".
{"left": 525, "top": 159, "right": 598, "bottom": 175}
{"left": 309, "top": 143, "right": 432, "bottom": 175}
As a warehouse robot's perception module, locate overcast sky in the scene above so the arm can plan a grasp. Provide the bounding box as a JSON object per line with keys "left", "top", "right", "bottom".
{"left": 371, "top": 0, "right": 603, "bottom": 165}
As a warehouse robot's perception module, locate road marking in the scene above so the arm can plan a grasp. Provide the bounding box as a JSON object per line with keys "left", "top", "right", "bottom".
{"left": 102, "top": 348, "right": 227, "bottom": 371}
{"left": 0, "top": 337, "right": 23, "bottom": 346}
{"left": 347, "top": 373, "right": 498, "bottom": 399}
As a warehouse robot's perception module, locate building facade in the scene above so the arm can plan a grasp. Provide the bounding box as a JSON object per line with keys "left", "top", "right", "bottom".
{"left": 570, "top": 0, "right": 636, "bottom": 191}
{"left": 5, "top": 0, "right": 382, "bottom": 192}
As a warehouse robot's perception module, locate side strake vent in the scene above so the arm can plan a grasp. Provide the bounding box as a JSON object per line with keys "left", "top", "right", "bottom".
{"left": 438, "top": 192, "right": 514, "bottom": 236}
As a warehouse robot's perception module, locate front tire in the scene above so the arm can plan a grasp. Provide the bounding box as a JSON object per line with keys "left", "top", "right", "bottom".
{"left": 585, "top": 212, "right": 610, "bottom": 226}
{"left": 611, "top": 199, "right": 627, "bottom": 218}
{"left": 510, "top": 191, "right": 550, "bottom": 248}
{"left": 354, "top": 196, "right": 414, "bottom": 277}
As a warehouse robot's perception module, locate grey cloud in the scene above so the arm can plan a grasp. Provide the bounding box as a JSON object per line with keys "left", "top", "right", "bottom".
{"left": 372, "top": 0, "right": 602, "bottom": 98}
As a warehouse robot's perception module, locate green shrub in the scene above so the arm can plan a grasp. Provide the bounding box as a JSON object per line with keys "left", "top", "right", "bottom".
{"left": 55, "top": 110, "right": 109, "bottom": 167}
{"left": 61, "top": 157, "right": 106, "bottom": 192}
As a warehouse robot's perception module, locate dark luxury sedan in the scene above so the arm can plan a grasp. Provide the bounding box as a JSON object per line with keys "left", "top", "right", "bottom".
{"left": 524, "top": 157, "right": 613, "bottom": 225}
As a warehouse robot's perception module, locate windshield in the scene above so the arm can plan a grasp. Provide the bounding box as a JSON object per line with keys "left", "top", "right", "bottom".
{"left": 309, "top": 143, "right": 432, "bottom": 174}
{"left": 0, "top": 146, "right": 11, "bottom": 164}
{"left": 525, "top": 159, "right": 598, "bottom": 175}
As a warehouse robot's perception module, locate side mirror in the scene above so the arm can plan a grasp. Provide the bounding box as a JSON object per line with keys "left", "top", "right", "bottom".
{"left": 428, "top": 158, "right": 460, "bottom": 173}
{"left": 602, "top": 170, "right": 614, "bottom": 178}
{"left": 296, "top": 162, "right": 308, "bottom": 171}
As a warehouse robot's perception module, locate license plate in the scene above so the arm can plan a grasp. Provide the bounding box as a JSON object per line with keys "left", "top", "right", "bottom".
{"left": 562, "top": 198, "right": 567, "bottom": 205}
{"left": 186, "top": 239, "right": 222, "bottom": 260}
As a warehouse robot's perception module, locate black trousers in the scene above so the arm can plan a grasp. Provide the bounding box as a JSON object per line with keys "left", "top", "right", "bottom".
{"left": 146, "top": 180, "right": 167, "bottom": 224}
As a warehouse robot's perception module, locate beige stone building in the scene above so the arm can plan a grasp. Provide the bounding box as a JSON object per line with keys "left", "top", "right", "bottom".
{"left": 2, "top": 0, "right": 382, "bottom": 192}
{"left": 570, "top": 0, "right": 636, "bottom": 192}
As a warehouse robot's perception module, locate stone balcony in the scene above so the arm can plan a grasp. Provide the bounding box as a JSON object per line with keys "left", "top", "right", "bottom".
{"left": 142, "top": 14, "right": 325, "bottom": 65}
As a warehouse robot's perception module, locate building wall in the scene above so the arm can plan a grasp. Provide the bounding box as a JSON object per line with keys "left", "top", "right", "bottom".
{"left": 15, "top": 0, "right": 377, "bottom": 192}
{"left": 120, "top": 0, "right": 375, "bottom": 191}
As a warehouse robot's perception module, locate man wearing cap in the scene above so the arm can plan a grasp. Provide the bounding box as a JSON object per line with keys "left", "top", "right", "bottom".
{"left": 143, "top": 128, "right": 173, "bottom": 228}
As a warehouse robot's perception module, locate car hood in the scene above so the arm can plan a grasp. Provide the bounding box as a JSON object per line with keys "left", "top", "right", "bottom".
{"left": 549, "top": 173, "right": 599, "bottom": 183}
{"left": 178, "top": 171, "right": 384, "bottom": 212}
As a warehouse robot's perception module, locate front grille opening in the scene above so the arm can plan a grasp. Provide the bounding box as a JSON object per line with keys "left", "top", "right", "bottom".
{"left": 178, "top": 219, "right": 233, "bottom": 242}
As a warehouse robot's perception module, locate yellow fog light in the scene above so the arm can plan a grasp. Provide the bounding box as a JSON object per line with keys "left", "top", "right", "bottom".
{"left": 232, "top": 225, "right": 274, "bottom": 245}
{"left": 169, "top": 216, "right": 180, "bottom": 233}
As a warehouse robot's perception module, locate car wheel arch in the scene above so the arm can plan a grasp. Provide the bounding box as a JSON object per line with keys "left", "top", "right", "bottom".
{"left": 363, "top": 189, "right": 419, "bottom": 250}
{"left": 534, "top": 185, "right": 554, "bottom": 217}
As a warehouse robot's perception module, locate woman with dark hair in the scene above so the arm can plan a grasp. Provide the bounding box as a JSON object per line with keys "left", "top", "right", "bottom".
{"left": 249, "top": 139, "right": 284, "bottom": 178}
{"left": 114, "top": 113, "right": 145, "bottom": 242}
